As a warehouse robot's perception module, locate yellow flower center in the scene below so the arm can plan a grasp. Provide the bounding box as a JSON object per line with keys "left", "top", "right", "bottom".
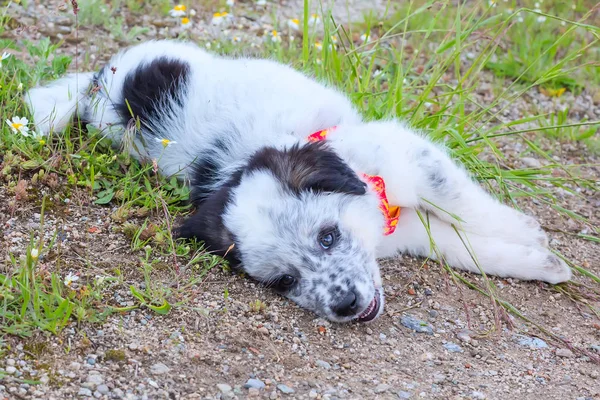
{"left": 161, "top": 139, "right": 171, "bottom": 147}
{"left": 181, "top": 17, "right": 190, "bottom": 24}
{"left": 12, "top": 122, "right": 23, "bottom": 130}
{"left": 174, "top": 4, "right": 186, "bottom": 11}
{"left": 39, "top": 139, "right": 46, "bottom": 145}
{"left": 291, "top": 18, "right": 299, "bottom": 24}
{"left": 272, "top": 30, "right": 278, "bottom": 37}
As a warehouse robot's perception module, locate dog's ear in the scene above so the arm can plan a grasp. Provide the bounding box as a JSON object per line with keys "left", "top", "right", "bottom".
{"left": 175, "top": 177, "right": 241, "bottom": 267}
{"left": 249, "top": 142, "right": 367, "bottom": 196}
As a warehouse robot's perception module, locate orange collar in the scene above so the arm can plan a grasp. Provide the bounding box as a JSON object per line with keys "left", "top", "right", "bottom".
{"left": 307, "top": 127, "right": 400, "bottom": 235}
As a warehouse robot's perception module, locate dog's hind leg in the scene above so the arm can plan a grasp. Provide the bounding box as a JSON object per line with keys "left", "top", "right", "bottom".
{"left": 375, "top": 208, "right": 571, "bottom": 284}
{"left": 330, "top": 121, "right": 571, "bottom": 283}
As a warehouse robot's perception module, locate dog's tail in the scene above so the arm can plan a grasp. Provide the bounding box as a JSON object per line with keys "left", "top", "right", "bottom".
{"left": 24, "top": 72, "right": 95, "bottom": 135}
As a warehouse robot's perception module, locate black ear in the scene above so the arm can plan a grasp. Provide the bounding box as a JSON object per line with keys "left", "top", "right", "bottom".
{"left": 247, "top": 142, "right": 367, "bottom": 196}
{"left": 175, "top": 176, "right": 242, "bottom": 267}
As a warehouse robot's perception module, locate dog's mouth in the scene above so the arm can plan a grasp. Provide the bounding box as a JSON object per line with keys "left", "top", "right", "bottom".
{"left": 356, "top": 288, "right": 383, "bottom": 323}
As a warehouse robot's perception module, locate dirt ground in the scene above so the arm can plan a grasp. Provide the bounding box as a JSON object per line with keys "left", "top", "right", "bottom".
{"left": 1, "top": 1, "right": 600, "bottom": 399}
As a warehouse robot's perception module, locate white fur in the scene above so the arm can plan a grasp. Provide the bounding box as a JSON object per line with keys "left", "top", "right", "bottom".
{"left": 25, "top": 40, "right": 571, "bottom": 322}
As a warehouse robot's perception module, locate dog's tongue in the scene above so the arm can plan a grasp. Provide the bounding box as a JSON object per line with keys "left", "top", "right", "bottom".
{"left": 356, "top": 290, "right": 381, "bottom": 323}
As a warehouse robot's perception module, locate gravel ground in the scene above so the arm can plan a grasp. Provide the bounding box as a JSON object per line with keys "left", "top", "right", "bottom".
{"left": 1, "top": 1, "right": 600, "bottom": 399}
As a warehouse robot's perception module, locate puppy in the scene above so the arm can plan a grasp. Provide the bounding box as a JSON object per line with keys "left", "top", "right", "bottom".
{"left": 25, "top": 40, "right": 571, "bottom": 323}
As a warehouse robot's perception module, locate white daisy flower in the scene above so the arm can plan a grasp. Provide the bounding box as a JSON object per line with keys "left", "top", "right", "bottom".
{"left": 232, "top": 36, "right": 241, "bottom": 43}
{"left": 269, "top": 30, "right": 281, "bottom": 43}
{"left": 64, "top": 272, "right": 79, "bottom": 287}
{"left": 169, "top": 4, "right": 187, "bottom": 17}
{"left": 314, "top": 41, "right": 323, "bottom": 51}
{"left": 30, "top": 248, "right": 39, "bottom": 260}
{"left": 226, "top": 0, "right": 235, "bottom": 6}
{"left": 373, "top": 69, "right": 384, "bottom": 78}
{"left": 287, "top": 18, "right": 300, "bottom": 31}
{"left": 537, "top": 15, "right": 546, "bottom": 23}
{"left": 256, "top": 0, "right": 267, "bottom": 5}
{"left": 181, "top": 17, "right": 192, "bottom": 29}
{"left": 155, "top": 138, "right": 177, "bottom": 148}
{"left": 360, "top": 33, "right": 370, "bottom": 43}
{"left": 488, "top": 0, "right": 496, "bottom": 7}
{"left": 0, "top": 52, "right": 10, "bottom": 68}
{"left": 212, "top": 12, "right": 229, "bottom": 25}
{"left": 308, "top": 13, "right": 320, "bottom": 25}
{"left": 6, "top": 116, "right": 30, "bottom": 136}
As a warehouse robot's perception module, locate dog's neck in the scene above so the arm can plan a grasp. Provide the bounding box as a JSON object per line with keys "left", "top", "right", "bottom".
{"left": 306, "top": 127, "right": 400, "bottom": 236}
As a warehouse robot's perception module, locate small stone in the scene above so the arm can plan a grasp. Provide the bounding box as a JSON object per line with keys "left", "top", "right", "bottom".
{"left": 556, "top": 348, "right": 574, "bottom": 358}
{"left": 128, "top": 343, "right": 138, "bottom": 351}
{"left": 309, "top": 389, "right": 319, "bottom": 398}
{"left": 515, "top": 334, "right": 548, "bottom": 349}
{"left": 78, "top": 388, "right": 93, "bottom": 397}
{"left": 244, "top": 379, "right": 265, "bottom": 390}
{"left": 424, "top": 288, "right": 433, "bottom": 296}
{"left": 5, "top": 366, "right": 16, "bottom": 375}
{"left": 521, "top": 157, "right": 541, "bottom": 168}
{"left": 277, "top": 384, "right": 295, "bottom": 394}
{"left": 6, "top": 359, "right": 15, "bottom": 366}
{"left": 150, "top": 363, "right": 170, "bottom": 375}
{"left": 420, "top": 352, "right": 434, "bottom": 362}
{"left": 400, "top": 315, "right": 433, "bottom": 335}
{"left": 443, "top": 342, "right": 463, "bottom": 353}
{"left": 457, "top": 329, "right": 473, "bottom": 343}
{"left": 398, "top": 391, "right": 412, "bottom": 399}
{"left": 248, "top": 387, "right": 261, "bottom": 397}
{"left": 433, "top": 373, "right": 445, "bottom": 384}
{"left": 95, "top": 384, "right": 109, "bottom": 394}
{"left": 217, "top": 383, "right": 233, "bottom": 393}
{"left": 374, "top": 383, "right": 391, "bottom": 393}
{"left": 471, "top": 391, "right": 486, "bottom": 399}
{"left": 316, "top": 360, "right": 331, "bottom": 370}
{"left": 86, "top": 373, "right": 104, "bottom": 387}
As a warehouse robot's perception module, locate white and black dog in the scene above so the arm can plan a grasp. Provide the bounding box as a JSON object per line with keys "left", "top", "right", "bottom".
{"left": 26, "top": 40, "right": 571, "bottom": 323}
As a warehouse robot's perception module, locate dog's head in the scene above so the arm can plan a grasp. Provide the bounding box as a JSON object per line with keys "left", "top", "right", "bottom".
{"left": 178, "top": 142, "right": 385, "bottom": 323}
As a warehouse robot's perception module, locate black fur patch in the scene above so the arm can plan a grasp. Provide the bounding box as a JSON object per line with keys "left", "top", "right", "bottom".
{"left": 247, "top": 141, "right": 367, "bottom": 196}
{"left": 116, "top": 57, "right": 190, "bottom": 128}
{"left": 175, "top": 170, "right": 243, "bottom": 267}
{"left": 189, "top": 138, "right": 231, "bottom": 206}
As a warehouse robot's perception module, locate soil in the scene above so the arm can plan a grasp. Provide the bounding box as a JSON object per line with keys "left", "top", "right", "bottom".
{"left": 1, "top": 1, "right": 599, "bottom": 400}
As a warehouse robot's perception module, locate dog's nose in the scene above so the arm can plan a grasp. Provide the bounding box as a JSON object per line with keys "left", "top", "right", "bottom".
{"left": 332, "top": 291, "right": 360, "bottom": 317}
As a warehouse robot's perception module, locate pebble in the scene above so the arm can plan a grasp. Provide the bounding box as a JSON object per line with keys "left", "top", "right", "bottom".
{"left": 217, "top": 383, "right": 233, "bottom": 392}
{"left": 309, "top": 389, "right": 319, "bottom": 398}
{"left": 400, "top": 315, "right": 433, "bottom": 335}
{"left": 398, "top": 390, "right": 413, "bottom": 399}
{"left": 432, "top": 373, "right": 445, "bottom": 384}
{"left": 556, "top": 348, "right": 574, "bottom": 358}
{"left": 277, "top": 384, "right": 295, "bottom": 394}
{"left": 374, "top": 383, "right": 390, "bottom": 393}
{"left": 5, "top": 366, "right": 17, "bottom": 375}
{"left": 96, "top": 384, "right": 109, "bottom": 394}
{"left": 78, "top": 388, "right": 93, "bottom": 397}
{"left": 515, "top": 334, "right": 548, "bottom": 349}
{"left": 443, "top": 342, "right": 463, "bottom": 353}
{"left": 6, "top": 359, "right": 15, "bottom": 366}
{"left": 521, "top": 157, "right": 542, "bottom": 168}
{"left": 244, "top": 378, "right": 266, "bottom": 390}
{"left": 457, "top": 329, "right": 473, "bottom": 343}
{"left": 150, "top": 363, "right": 170, "bottom": 375}
{"left": 86, "top": 373, "right": 104, "bottom": 387}
{"left": 316, "top": 360, "right": 331, "bottom": 370}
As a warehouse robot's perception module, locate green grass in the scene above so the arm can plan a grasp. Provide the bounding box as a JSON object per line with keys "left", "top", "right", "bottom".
{"left": 0, "top": 0, "right": 598, "bottom": 357}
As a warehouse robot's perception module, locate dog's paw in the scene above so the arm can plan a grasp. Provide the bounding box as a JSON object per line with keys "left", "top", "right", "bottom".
{"left": 517, "top": 212, "right": 549, "bottom": 248}
{"left": 539, "top": 253, "right": 572, "bottom": 284}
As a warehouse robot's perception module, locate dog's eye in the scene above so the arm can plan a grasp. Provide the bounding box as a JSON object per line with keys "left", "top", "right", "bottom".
{"left": 280, "top": 274, "right": 296, "bottom": 287}
{"left": 318, "top": 228, "right": 339, "bottom": 250}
